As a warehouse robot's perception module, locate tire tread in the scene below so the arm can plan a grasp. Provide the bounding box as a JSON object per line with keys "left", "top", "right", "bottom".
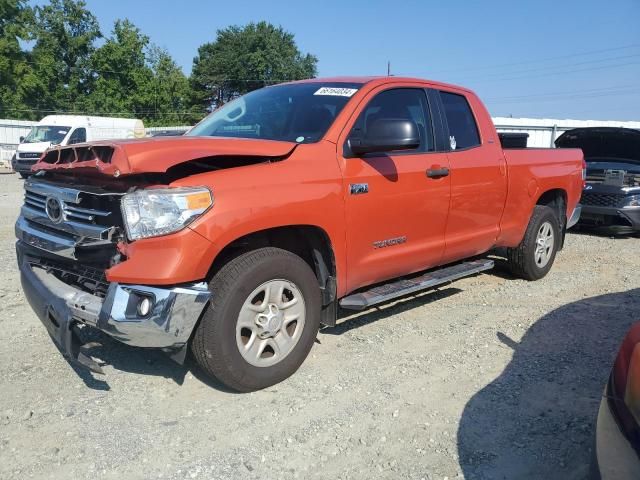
{"left": 192, "top": 247, "right": 318, "bottom": 392}
{"left": 507, "top": 205, "right": 559, "bottom": 281}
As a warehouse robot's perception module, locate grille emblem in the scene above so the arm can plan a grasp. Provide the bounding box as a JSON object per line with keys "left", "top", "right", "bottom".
{"left": 45, "top": 196, "right": 64, "bottom": 223}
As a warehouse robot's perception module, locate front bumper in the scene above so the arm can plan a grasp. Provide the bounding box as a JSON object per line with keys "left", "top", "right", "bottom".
{"left": 17, "top": 241, "right": 211, "bottom": 369}
{"left": 579, "top": 205, "right": 640, "bottom": 233}
{"left": 13, "top": 158, "right": 37, "bottom": 174}
{"left": 567, "top": 204, "right": 582, "bottom": 229}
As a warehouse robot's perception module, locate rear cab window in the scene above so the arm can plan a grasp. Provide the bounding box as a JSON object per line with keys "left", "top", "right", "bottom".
{"left": 439, "top": 91, "right": 481, "bottom": 150}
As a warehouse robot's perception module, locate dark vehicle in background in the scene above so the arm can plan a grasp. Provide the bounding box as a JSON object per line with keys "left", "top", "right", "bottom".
{"left": 556, "top": 128, "right": 640, "bottom": 234}
{"left": 592, "top": 322, "right": 640, "bottom": 479}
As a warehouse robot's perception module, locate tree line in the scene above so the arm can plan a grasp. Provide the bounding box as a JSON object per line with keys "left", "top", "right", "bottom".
{"left": 0, "top": 0, "right": 318, "bottom": 126}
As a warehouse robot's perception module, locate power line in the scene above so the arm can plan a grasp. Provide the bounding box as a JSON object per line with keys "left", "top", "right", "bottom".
{"left": 15, "top": 59, "right": 314, "bottom": 83}
{"left": 466, "top": 60, "right": 640, "bottom": 84}
{"left": 428, "top": 43, "right": 640, "bottom": 75}
{"left": 488, "top": 89, "right": 640, "bottom": 105}
{"left": 456, "top": 53, "right": 640, "bottom": 81}
{"left": 0, "top": 107, "right": 207, "bottom": 116}
{"left": 485, "top": 84, "right": 640, "bottom": 101}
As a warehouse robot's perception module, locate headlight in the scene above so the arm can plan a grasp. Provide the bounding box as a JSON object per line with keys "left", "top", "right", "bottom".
{"left": 622, "top": 195, "right": 640, "bottom": 208}
{"left": 121, "top": 187, "right": 213, "bottom": 241}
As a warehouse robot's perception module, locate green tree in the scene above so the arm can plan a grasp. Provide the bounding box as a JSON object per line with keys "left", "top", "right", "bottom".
{"left": 83, "top": 19, "right": 153, "bottom": 117}
{"left": 83, "top": 20, "right": 198, "bottom": 126}
{"left": 0, "top": 0, "right": 35, "bottom": 118}
{"left": 29, "top": 0, "right": 101, "bottom": 114}
{"left": 190, "top": 21, "right": 317, "bottom": 110}
{"left": 146, "top": 46, "right": 200, "bottom": 125}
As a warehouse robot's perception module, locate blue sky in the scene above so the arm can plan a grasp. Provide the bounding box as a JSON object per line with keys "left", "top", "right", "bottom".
{"left": 32, "top": 0, "right": 640, "bottom": 120}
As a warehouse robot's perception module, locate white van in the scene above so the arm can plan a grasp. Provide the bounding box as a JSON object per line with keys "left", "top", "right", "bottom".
{"left": 12, "top": 115, "right": 145, "bottom": 177}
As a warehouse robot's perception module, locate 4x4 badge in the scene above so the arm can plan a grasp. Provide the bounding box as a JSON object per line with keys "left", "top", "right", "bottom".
{"left": 350, "top": 183, "right": 368, "bottom": 195}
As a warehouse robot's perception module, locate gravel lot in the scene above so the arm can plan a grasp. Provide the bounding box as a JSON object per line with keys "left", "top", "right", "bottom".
{"left": 1, "top": 172, "right": 639, "bottom": 480}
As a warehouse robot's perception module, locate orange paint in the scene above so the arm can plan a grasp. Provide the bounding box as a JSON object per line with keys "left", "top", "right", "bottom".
{"left": 34, "top": 77, "right": 583, "bottom": 297}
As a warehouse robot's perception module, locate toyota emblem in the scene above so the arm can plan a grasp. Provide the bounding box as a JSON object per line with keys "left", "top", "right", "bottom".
{"left": 45, "top": 196, "right": 64, "bottom": 223}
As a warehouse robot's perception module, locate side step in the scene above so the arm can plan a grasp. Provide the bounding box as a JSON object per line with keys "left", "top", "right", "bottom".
{"left": 339, "top": 259, "right": 494, "bottom": 311}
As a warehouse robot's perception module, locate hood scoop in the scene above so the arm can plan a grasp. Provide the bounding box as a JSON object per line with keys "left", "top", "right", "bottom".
{"left": 32, "top": 137, "right": 298, "bottom": 177}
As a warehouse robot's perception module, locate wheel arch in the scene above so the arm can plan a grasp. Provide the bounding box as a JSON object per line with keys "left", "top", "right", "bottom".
{"left": 206, "top": 225, "right": 339, "bottom": 326}
{"left": 535, "top": 188, "right": 567, "bottom": 248}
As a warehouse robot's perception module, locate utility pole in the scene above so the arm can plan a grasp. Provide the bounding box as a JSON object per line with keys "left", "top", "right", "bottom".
{"left": 387, "top": 61, "right": 391, "bottom": 76}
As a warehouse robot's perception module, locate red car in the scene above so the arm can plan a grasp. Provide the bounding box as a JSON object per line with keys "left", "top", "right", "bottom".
{"left": 593, "top": 323, "right": 640, "bottom": 478}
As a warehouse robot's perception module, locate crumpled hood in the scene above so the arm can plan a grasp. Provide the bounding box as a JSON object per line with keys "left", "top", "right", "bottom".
{"left": 555, "top": 127, "right": 640, "bottom": 164}
{"left": 31, "top": 136, "right": 297, "bottom": 176}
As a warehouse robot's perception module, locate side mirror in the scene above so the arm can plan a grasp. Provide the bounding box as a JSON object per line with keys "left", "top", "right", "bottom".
{"left": 349, "top": 118, "right": 420, "bottom": 156}
{"left": 19, "top": 136, "right": 24, "bottom": 143}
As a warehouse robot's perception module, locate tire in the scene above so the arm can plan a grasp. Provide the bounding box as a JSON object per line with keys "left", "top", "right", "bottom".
{"left": 192, "top": 247, "right": 321, "bottom": 392}
{"left": 507, "top": 205, "right": 560, "bottom": 281}
{"left": 19, "top": 172, "right": 29, "bottom": 179}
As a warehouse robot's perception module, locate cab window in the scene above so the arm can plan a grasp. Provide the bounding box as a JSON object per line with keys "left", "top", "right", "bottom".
{"left": 350, "top": 88, "right": 434, "bottom": 153}
{"left": 439, "top": 92, "right": 480, "bottom": 150}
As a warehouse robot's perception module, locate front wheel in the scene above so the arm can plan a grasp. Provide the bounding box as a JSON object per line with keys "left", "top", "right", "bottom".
{"left": 191, "top": 247, "right": 321, "bottom": 392}
{"left": 507, "top": 205, "right": 560, "bottom": 281}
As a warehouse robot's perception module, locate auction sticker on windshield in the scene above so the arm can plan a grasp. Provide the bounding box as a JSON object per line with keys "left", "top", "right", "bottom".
{"left": 314, "top": 87, "right": 358, "bottom": 97}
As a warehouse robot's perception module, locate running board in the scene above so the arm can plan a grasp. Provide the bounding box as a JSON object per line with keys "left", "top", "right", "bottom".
{"left": 339, "top": 259, "right": 494, "bottom": 311}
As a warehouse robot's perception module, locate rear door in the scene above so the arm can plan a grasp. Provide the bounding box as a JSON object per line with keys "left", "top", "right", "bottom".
{"left": 338, "top": 86, "right": 451, "bottom": 292}
{"left": 436, "top": 90, "right": 508, "bottom": 263}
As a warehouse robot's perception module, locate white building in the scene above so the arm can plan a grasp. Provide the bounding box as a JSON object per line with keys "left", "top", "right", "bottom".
{"left": 493, "top": 117, "right": 640, "bottom": 148}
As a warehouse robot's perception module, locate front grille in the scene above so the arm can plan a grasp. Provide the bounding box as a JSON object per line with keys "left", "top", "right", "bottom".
{"left": 32, "top": 258, "right": 109, "bottom": 297}
{"left": 586, "top": 170, "right": 640, "bottom": 187}
{"left": 17, "top": 159, "right": 37, "bottom": 167}
{"left": 24, "top": 189, "right": 114, "bottom": 229}
{"left": 19, "top": 152, "right": 41, "bottom": 159}
{"left": 22, "top": 180, "right": 124, "bottom": 242}
{"left": 580, "top": 192, "right": 625, "bottom": 208}
{"left": 18, "top": 179, "right": 126, "bottom": 262}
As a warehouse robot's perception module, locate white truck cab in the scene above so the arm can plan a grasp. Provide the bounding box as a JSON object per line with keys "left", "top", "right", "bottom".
{"left": 13, "top": 115, "right": 145, "bottom": 177}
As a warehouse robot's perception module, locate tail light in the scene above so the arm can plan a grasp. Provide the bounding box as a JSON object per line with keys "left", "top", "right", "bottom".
{"left": 582, "top": 159, "right": 587, "bottom": 189}
{"left": 626, "top": 348, "right": 640, "bottom": 423}
{"left": 610, "top": 323, "right": 640, "bottom": 439}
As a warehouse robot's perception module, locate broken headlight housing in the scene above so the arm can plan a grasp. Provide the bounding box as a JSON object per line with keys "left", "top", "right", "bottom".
{"left": 121, "top": 187, "right": 213, "bottom": 241}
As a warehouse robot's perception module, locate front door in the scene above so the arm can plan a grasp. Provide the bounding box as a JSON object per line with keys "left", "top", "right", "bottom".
{"left": 338, "top": 86, "right": 451, "bottom": 293}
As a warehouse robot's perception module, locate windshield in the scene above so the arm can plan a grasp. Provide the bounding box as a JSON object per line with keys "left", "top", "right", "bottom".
{"left": 23, "top": 126, "right": 71, "bottom": 145}
{"left": 187, "top": 82, "right": 362, "bottom": 143}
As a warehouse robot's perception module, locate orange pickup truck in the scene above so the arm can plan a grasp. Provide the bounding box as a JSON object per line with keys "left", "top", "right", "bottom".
{"left": 16, "top": 77, "right": 584, "bottom": 391}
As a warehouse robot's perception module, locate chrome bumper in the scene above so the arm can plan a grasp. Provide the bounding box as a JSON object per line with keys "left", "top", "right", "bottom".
{"left": 102, "top": 281, "right": 211, "bottom": 348}
{"left": 567, "top": 204, "right": 582, "bottom": 229}
{"left": 17, "top": 242, "right": 210, "bottom": 353}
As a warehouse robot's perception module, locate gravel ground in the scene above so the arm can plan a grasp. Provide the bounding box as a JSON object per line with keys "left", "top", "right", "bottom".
{"left": 0, "top": 172, "right": 639, "bottom": 480}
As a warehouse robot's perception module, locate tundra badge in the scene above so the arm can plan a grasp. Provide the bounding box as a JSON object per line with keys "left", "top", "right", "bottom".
{"left": 373, "top": 236, "right": 407, "bottom": 249}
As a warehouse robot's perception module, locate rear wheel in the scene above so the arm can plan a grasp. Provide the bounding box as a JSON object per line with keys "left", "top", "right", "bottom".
{"left": 192, "top": 247, "right": 321, "bottom": 392}
{"left": 507, "top": 205, "right": 560, "bottom": 280}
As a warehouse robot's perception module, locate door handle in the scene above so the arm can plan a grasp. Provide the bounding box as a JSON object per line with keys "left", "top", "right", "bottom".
{"left": 426, "top": 167, "right": 450, "bottom": 178}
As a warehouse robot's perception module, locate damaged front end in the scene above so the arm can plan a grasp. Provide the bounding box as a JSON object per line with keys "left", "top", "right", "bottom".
{"left": 17, "top": 136, "right": 299, "bottom": 373}
{"left": 15, "top": 176, "right": 210, "bottom": 373}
